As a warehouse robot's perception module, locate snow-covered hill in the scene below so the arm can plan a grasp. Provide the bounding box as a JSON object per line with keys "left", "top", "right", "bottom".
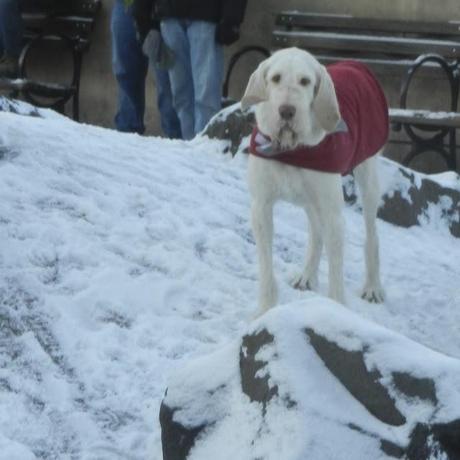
{"left": 0, "top": 104, "right": 459, "bottom": 459}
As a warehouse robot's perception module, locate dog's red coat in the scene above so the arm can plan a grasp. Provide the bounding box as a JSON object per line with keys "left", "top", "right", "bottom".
{"left": 249, "top": 61, "right": 389, "bottom": 175}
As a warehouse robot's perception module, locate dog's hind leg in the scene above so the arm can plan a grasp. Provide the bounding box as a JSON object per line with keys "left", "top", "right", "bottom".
{"left": 251, "top": 200, "right": 278, "bottom": 315}
{"left": 354, "top": 156, "right": 385, "bottom": 303}
{"left": 292, "top": 205, "right": 323, "bottom": 292}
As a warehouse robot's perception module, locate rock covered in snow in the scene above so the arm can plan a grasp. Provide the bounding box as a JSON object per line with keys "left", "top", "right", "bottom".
{"left": 0, "top": 96, "right": 63, "bottom": 120}
{"left": 160, "top": 298, "right": 460, "bottom": 460}
{"left": 203, "top": 103, "right": 460, "bottom": 238}
{"left": 202, "top": 103, "right": 254, "bottom": 155}
{"left": 377, "top": 161, "right": 460, "bottom": 238}
{"left": 202, "top": 103, "right": 253, "bottom": 155}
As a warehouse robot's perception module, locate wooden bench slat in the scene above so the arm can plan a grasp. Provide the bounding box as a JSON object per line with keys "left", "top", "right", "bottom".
{"left": 276, "top": 12, "right": 460, "bottom": 37}
{"left": 68, "top": 0, "right": 101, "bottom": 16}
{"left": 389, "top": 109, "right": 460, "bottom": 128}
{"left": 52, "top": 16, "right": 96, "bottom": 34}
{"left": 54, "top": 0, "right": 101, "bottom": 17}
{"left": 22, "top": 18, "right": 95, "bottom": 46}
{"left": 273, "top": 30, "right": 460, "bottom": 59}
{"left": 314, "top": 54, "right": 450, "bottom": 77}
{"left": 0, "top": 78, "right": 75, "bottom": 98}
{"left": 22, "top": 33, "right": 91, "bottom": 50}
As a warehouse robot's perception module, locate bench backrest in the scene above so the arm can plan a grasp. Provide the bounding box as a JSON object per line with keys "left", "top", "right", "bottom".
{"left": 22, "top": 0, "right": 101, "bottom": 46}
{"left": 273, "top": 12, "right": 460, "bottom": 60}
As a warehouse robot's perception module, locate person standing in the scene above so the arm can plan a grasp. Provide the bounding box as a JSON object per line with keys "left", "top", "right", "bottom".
{"left": 111, "top": 0, "right": 181, "bottom": 137}
{"left": 0, "top": 0, "right": 22, "bottom": 77}
{"left": 132, "top": 0, "right": 247, "bottom": 140}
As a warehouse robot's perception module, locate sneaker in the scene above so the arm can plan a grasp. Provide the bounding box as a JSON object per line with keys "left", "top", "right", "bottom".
{"left": 0, "top": 55, "right": 19, "bottom": 78}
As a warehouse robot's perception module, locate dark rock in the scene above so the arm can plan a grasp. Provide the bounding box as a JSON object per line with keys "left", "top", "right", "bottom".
{"left": 203, "top": 105, "right": 254, "bottom": 155}
{"left": 160, "top": 402, "right": 206, "bottom": 460}
{"left": 305, "top": 328, "right": 406, "bottom": 426}
{"left": 380, "top": 439, "right": 405, "bottom": 458}
{"left": 240, "top": 329, "right": 278, "bottom": 405}
{"left": 378, "top": 168, "right": 460, "bottom": 238}
{"left": 392, "top": 372, "right": 438, "bottom": 404}
{"left": 406, "top": 420, "right": 460, "bottom": 460}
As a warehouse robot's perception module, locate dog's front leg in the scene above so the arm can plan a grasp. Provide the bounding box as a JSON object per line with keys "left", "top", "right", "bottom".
{"left": 292, "top": 206, "right": 323, "bottom": 291}
{"left": 251, "top": 200, "right": 277, "bottom": 315}
{"left": 323, "top": 212, "right": 345, "bottom": 304}
{"left": 317, "top": 179, "right": 346, "bottom": 304}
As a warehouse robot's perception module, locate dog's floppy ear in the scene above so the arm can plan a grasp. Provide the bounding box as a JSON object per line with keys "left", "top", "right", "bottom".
{"left": 313, "top": 65, "right": 341, "bottom": 132}
{"left": 241, "top": 61, "right": 268, "bottom": 110}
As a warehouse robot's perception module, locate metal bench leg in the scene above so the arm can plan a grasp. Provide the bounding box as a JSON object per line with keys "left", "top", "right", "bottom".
{"left": 403, "top": 141, "right": 452, "bottom": 169}
{"left": 399, "top": 54, "right": 459, "bottom": 172}
{"left": 449, "top": 128, "right": 457, "bottom": 170}
{"left": 72, "top": 50, "right": 83, "bottom": 121}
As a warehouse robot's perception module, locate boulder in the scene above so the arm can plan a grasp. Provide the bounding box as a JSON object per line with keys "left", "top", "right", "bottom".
{"left": 203, "top": 104, "right": 254, "bottom": 156}
{"left": 160, "top": 298, "right": 460, "bottom": 460}
{"left": 0, "top": 96, "right": 63, "bottom": 119}
{"left": 203, "top": 103, "right": 460, "bottom": 238}
{"left": 202, "top": 103, "right": 254, "bottom": 155}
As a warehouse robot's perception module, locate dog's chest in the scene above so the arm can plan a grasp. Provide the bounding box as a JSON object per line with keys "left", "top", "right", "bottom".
{"left": 248, "top": 155, "right": 329, "bottom": 206}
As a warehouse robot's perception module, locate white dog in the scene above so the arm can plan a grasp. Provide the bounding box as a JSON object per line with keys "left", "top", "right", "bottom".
{"left": 241, "top": 48, "right": 389, "bottom": 315}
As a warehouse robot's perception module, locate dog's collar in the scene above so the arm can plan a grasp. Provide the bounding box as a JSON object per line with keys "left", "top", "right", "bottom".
{"left": 252, "top": 120, "right": 348, "bottom": 157}
{"left": 252, "top": 130, "right": 277, "bottom": 156}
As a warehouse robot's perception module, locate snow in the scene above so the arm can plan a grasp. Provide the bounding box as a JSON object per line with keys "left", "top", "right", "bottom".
{"left": 389, "top": 108, "right": 460, "bottom": 121}
{"left": 0, "top": 106, "right": 459, "bottom": 459}
{"left": 429, "top": 170, "right": 460, "bottom": 191}
{"left": 166, "top": 299, "right": 460, "bottom": 459}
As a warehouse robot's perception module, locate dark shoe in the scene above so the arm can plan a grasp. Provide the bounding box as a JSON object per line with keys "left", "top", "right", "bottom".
{"left": 0, "top": 56, "right": 19, "bottom": 78}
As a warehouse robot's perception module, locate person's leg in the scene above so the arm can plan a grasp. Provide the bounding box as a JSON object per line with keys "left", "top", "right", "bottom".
{"left": 160, "top": 19, "right": 195, "bottom": 140}
{"left": 111, "top": 0, "right": 148, "bottom": 134}
{"left": 151, "top": 63, "right": 182, "bottom": 139}
{"left": 0, "top": 0, "right": 22, "bottom": 58}
{"left": 188, "top": 20, "right": 224, "bottom": 135}
{"left": 0, "top": 0, "right": 22, "bottom": 77}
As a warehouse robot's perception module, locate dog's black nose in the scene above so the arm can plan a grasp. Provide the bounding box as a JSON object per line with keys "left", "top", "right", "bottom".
{"left": 279, "top": 104, "right": 296, "bottom": 121}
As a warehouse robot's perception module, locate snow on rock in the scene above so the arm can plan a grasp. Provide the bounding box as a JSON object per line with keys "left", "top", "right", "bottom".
{"left": 203, "top": 103, "right": 460, "bottom": 238}
{"left": 377, "top": 159, "right": 460, "bottom": 237}
{"left": 0, "top": 101, "right": 459, "bottom": 459}
{"left": 161, "top": 299, "right": 460, "bottom": 460}
{"left": 202, "top": 103, "right": 254, "bottom": 155}
{"left": 0, "top": 96, "right": 64, "bottom": 120}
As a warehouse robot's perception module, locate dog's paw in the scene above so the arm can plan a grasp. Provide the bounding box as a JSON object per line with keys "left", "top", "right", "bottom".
{"left": 361, "top": 285, "right": 385, "bottom": 303}
{"left": 291, "top": 273, "right": 317, "bottom": 291}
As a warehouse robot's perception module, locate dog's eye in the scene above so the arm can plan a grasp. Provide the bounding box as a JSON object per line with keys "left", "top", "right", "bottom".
{"left": 271, "top": 74, "right": 281, "bottom": 84}
{"left": 299, "top": 77, "right": 311, "bottom": 87}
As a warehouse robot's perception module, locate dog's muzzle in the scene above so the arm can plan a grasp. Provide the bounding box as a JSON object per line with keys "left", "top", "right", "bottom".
{"left": 277, "top": 123, "right": 298, "bottom": 149}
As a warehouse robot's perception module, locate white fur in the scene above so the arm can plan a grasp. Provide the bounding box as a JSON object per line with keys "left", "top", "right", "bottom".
{"left": 242, "top": 48, "right": 385, "bottom": 316}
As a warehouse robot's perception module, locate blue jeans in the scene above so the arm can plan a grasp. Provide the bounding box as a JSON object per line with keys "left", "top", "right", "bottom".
{"left": 0, "top": 0, "right": 22, "bottom": 58}
{"left": 161, "top": 19, "right": 223, "bottom": 139}
{"left": 111, "top": 0, "right": 181, "bottom": 137}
